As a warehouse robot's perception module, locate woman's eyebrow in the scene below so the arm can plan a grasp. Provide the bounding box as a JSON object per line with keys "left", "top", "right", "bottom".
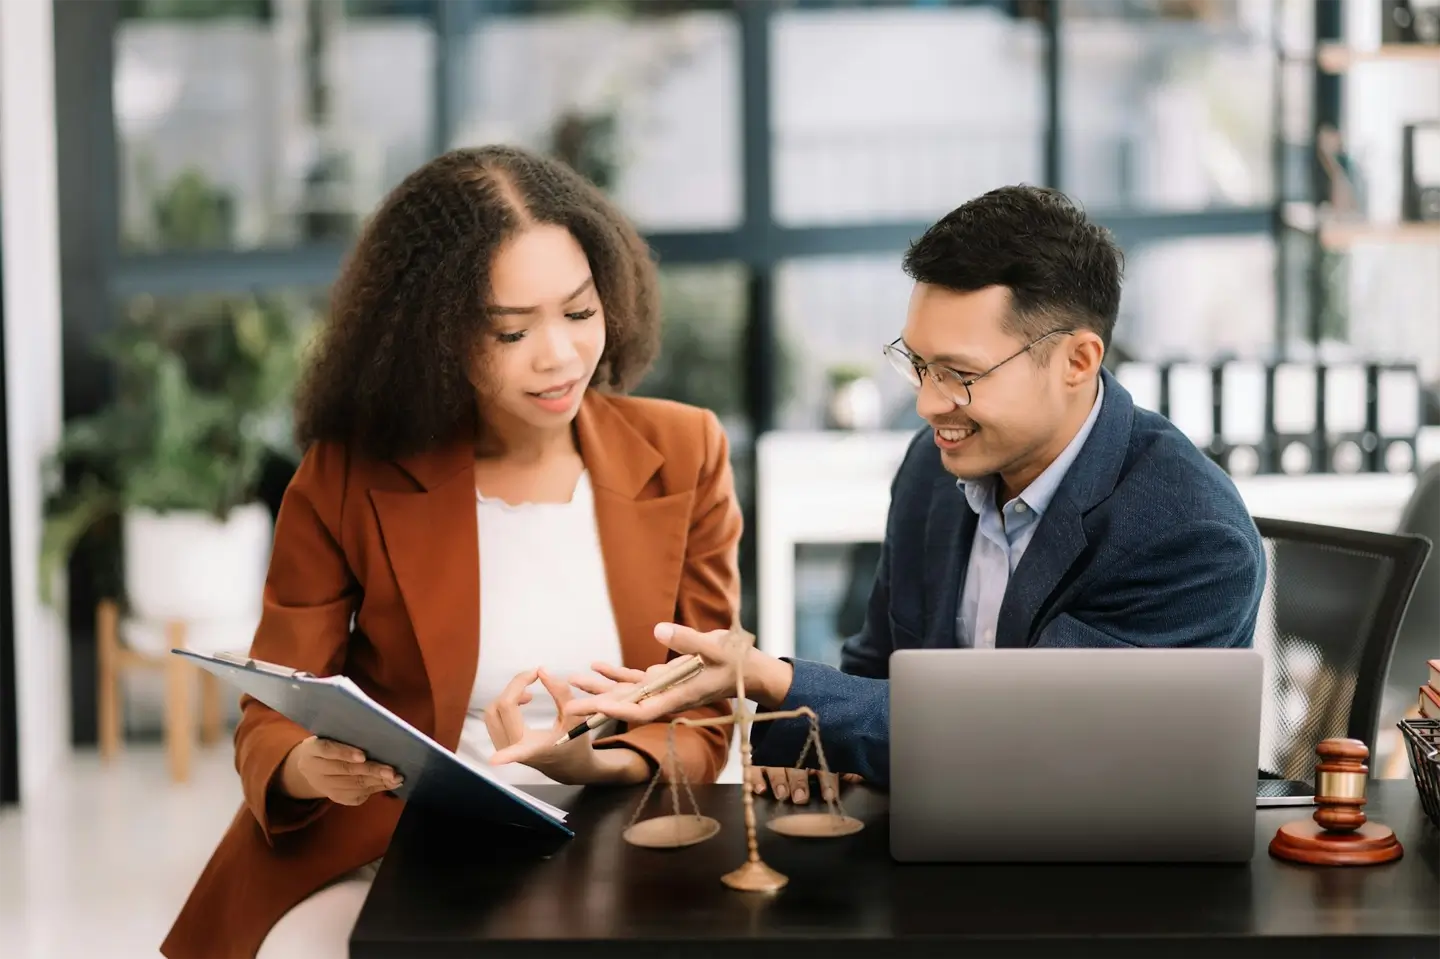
{"left": 489, "top": 276, "right": 595, "bottom": 315}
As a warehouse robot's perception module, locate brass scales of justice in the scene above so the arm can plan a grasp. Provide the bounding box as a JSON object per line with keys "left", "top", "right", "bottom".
{"left": 619, "top": 627, "right": 864, "bottom": 892}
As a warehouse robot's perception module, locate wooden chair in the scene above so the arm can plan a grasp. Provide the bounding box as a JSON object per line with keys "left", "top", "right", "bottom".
{"left": 96, "top": 599, "right": 224, "bottom": 783}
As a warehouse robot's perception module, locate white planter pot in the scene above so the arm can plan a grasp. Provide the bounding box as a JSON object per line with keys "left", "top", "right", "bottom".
{"left": 122, "top": 503, "right": 272, "bottom": 654}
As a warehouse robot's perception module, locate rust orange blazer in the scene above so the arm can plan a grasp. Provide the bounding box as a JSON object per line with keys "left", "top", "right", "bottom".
{"left": 161, "top": 392, "right": 740, "bottom": 959}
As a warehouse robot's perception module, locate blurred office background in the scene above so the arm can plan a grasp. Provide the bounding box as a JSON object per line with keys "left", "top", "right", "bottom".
{"left": 2, "top": 0, "right": 1439, "bottom": 955}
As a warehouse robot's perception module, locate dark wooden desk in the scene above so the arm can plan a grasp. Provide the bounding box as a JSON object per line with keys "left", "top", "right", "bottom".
{"left": 352, "top": 781, "right": 1440, "bottom": 958}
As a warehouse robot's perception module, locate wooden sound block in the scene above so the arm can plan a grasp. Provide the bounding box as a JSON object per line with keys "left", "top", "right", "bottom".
{"left": 1269, "top": 819, "right": 1403, "bottom": 866}
{"left": 623, "top": 815, "right": 720, "bottom": 849}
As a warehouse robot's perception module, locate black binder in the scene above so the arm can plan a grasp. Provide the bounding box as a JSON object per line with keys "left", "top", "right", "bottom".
{"left": 1402, "top": 122, "right": 1440, "bottom": 222}
{"left": 174, "top": 649, "right": 573, "bottom": 839}
{"left": 1217, "top": 360, "right": 1269, "bottom": 476}
{"left": 1372, "top": 362, "right": 1423, "bottom": 474}
{"left": 1382, "top": 0, "right": 1440, "bottom": 45}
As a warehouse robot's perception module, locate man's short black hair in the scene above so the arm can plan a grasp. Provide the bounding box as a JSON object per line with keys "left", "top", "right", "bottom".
{"left": 901, "top": 185, "right": 1123, "bottom": 351}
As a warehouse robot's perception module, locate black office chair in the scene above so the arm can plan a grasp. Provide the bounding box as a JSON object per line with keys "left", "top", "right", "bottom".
{"left": 1254, "top": 517, "right": 1432, "bottom": 783}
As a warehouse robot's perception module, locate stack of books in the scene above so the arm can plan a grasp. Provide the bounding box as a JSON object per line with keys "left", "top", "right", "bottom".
{"left": 1421, "top": 659, "right": 1440, "bottom": 719}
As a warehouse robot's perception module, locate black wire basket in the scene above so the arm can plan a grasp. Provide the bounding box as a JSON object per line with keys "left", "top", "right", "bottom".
{"left": 1399, "top": 718, "right": 1440, "bottom": 829}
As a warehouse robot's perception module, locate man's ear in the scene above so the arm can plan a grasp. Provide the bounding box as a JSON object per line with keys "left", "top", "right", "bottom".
{"left": 1065, "top": 333, "right": 1104, "bottom": 386}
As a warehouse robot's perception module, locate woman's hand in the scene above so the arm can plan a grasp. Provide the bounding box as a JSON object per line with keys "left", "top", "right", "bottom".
{"left": 565, "top": 659, "right": 671, "bottom": 702}
{"left": 486, "top": 668, "right": 650, "bottom": 786}
{"left": 277, "top": 736, "right": 402, "bottom": 806}
{"left": 570, "top": 659, "right": 865, "bottom": 803}
{"left": 563, "top": 624, "right": 793, "bottom": 726}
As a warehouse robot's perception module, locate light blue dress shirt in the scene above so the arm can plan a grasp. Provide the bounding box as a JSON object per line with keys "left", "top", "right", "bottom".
{"left": 956, "top": 379, "right": 1105, "bottom": 648}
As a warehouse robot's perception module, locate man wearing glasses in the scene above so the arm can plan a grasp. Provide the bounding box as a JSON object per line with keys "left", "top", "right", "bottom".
{"left": 562, "top": 185, "right": 1266, "bottom": 797}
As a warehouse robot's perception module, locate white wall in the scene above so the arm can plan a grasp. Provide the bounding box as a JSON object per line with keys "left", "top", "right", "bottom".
{"left": 1, "top": 0, "right": 70, "bottom": 802}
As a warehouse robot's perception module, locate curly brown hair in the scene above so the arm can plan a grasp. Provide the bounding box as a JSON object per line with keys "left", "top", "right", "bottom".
{"left": 293, "top": 145, "right": 661, "bottom": 461}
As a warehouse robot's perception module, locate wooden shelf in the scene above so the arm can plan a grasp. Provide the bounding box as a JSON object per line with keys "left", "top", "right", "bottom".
{"left": 1318, "top": 220, "right": 1440, "bottom": 250}
{"left": 1318, "top": 43, "right": 1440, "bottom": 72}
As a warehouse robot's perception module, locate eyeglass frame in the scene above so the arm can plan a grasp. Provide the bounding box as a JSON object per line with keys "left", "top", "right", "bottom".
{"left": 882, "top": 328, "right": 1076, "bottom": 407}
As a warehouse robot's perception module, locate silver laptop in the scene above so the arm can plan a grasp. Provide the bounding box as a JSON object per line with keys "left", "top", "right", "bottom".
{"left": 889, "top": 647, "right": 1264, "bottom": 863}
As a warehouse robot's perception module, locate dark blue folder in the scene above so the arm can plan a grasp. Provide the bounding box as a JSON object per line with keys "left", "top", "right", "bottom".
{"left": 174, "top": 649, "right": 573, "bottom": 839}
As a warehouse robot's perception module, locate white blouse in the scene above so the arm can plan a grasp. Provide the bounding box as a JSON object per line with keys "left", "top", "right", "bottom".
{"left": 455, "top": 470, "right": 625, "bottom": 785}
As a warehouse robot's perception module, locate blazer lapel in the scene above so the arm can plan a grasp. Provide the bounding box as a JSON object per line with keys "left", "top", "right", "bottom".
{"left": 575, "top": 393, "right": 694, "bottom": 669}
{"left": 995, "top": 500, "right": 1086, "bottom": 648}
{"left": 996, "top": 369, "right": 1135, "bottom": 647}
{"left": 369, "top": 444, "right": 478, "bottom": 751}
{"left": 925, "top": 476, "right": 974, "bottom": 648}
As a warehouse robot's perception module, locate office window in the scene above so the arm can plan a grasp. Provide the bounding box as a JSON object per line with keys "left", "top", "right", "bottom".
{"left": 629, "top": 261, "right": 755, "bottom": 622}
{"left": 1277, "top": 224, "right": 1315, "bottom": 347}
{"left": 451, "top": 4, "right": 742, "bottom": 232}
{"left": 119, "top": 0, "right": 272, "bottom": 15}
{"left": 1111, "top": 234, "right": 1277, "bottom": 361}
{"left": 772, "top": 5, "right": 1046, "bottom": 225}
{"left": 795, "top": 542, "right": 869, "bottom": 668}
{"left": 115, "top": 0, "right": 436, "bottom": 251}
{"left": 634, "top": 262, "right": 749, "bottom": 426}
{"left": 632, "top": 262, "right": 752, "bottom": 484}
{"left": 774, "top": 254, "right": 919, "bottom": 431}
{"left": 1276, "top": 0, "right": 1314, "bottom": 204}
{"left": 1278, "top": 58, "right": 1314, "bottom": 205}
{"left": 1061, "top": 0, "right": 1276, "bottom": 212}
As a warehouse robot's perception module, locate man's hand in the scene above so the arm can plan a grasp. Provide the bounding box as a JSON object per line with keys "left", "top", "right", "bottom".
{"left": 747, "top": 766, "right": 863, "bottom": 803}
{"left": 564, "top": 623, "right": 795, "bottom": 727}
{"left": 276, "top": 736, "right": 402, "bottom": 806}
{"left": 486, "top": 668, "right": 650, "bottom": 786}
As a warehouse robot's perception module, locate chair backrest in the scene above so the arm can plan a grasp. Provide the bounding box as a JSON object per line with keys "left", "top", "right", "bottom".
{"left": 1386, "top": 466, "right": 1440, "bottom": 721}
{"left": 1252, "top": 517, "right": 1431, "bottom": 782}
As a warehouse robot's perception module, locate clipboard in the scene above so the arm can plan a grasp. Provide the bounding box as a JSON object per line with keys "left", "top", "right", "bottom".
{"left": 176, "top": 649, "right": 572, "bottom": 838}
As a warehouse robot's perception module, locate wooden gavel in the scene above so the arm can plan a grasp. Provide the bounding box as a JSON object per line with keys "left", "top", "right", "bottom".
{"left": 1268, "top": 738, "right": 1403, "bottom": 866}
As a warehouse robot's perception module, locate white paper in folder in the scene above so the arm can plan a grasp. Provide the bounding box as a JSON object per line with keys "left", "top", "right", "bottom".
{"left": 1115, "top": 362, "right": 1161, "bottom": 412}
{"left": 1166, "top": 364, "right": 1214, "bottom": 446}
{"left": 1414, "top": 127, "right": 1440, "bottom": 183}
{"left": 1324, "top": 365, "right": 1368, "bottom": 434}
{"left": 1219, "top": 362, "right": 1267, "bottom": 444}
{"left": 1376, "top": 368, "right": 1420, "bottom": 436}
{"left": 1271, "top": 363, "right": 1317, "bottom": 434}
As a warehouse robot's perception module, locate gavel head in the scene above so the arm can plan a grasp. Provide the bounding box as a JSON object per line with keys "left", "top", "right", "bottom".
{"left": 1311, "top": 738, "right": 1370, "bottom": 833}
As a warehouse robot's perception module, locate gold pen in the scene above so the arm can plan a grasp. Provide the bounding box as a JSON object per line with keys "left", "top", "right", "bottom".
{"left": 553, "top": 654, "right": 704, "bottom": 747}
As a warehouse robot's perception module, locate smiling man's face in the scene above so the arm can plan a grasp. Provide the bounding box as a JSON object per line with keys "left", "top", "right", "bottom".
{"left": 902, "top": 282, "right": 1092, "bottom": 498}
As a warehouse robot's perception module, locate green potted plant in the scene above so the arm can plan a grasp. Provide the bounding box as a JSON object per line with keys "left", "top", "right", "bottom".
{"left": 40, "top": 291, "right": 310, "bottom": 651}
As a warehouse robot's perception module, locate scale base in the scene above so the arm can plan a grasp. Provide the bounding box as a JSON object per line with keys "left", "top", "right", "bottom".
{"left": 721, "top": 859, "right": 788, "bottom": 892}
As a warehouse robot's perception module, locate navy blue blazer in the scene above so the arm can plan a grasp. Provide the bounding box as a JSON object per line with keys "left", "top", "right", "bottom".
{"left": 752, "top": 368, "right": 1266, "bottom": 785}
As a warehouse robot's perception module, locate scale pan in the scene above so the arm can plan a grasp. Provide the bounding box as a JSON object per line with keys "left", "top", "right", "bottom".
{"left": 767, "top": 813, "right": 864, "bottom": 839}
{"left": 623, "top": 815, "right": 721, "bottom": 849}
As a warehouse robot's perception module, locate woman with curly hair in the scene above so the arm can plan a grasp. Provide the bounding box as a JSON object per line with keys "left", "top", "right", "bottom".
{"left": 161, "top": 145, "right": 739, "bottom": 959}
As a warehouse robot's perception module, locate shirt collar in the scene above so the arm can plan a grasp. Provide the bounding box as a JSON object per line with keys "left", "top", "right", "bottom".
{"left": 959, "top": 377, "right": 1105, "bottom": 517}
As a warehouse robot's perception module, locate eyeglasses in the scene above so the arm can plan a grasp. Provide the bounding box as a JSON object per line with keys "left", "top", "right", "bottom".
{"left": 882, "top": 329, "right": 1075, "bottom": 407}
